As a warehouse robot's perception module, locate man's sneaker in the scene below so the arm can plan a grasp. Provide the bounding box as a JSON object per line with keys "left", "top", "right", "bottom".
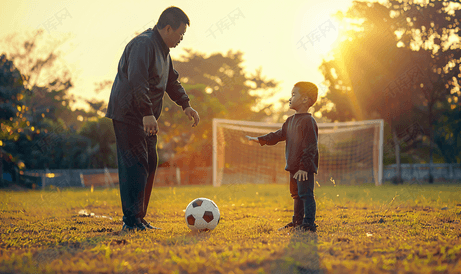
{"left": 141, "top": 219, "right": 162, "bottom": 230}
{"left": 122, "top": 222, "right": 146, "bottom": 232}
{"left": 278, "top": 222, "right": 299, "bottom": 231}
{"left": 122, "top": 223, "right": 135, "bottom": 231}
{"left": 299, "top": 223, "right": 318, "bottom": 232}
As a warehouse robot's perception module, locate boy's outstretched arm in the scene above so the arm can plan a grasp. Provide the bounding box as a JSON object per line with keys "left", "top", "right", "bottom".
{"left": 246, "top": 136, "right": 260, "bottom": 143}
{"left": 247, "top": 122, "right": 287, "bottom": 146}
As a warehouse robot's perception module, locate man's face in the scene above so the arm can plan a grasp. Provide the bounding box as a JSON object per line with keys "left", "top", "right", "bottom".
{"left": 289, "top": 87, "right": 307, "bottom": 110}
{"left": 164, "top": 22, "right": 187, "bottom": 48}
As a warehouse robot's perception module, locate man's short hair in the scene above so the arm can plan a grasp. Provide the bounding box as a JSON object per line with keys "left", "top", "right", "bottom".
{"left": 157, "top": 6, "right": 190, "bottom": 30}
{"left": 295, "top": 82, "right": 318, "bottom": 108}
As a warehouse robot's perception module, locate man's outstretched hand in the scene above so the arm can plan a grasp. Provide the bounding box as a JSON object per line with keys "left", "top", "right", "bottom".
{"left": 184, "top": 107, "right": 200, "bottom": 127}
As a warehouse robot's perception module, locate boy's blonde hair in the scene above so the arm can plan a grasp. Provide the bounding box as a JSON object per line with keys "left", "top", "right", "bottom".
{"left": 295, "top": 82, "right": 318, "bottom": 108}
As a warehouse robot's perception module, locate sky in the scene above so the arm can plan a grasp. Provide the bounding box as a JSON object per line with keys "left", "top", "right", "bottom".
{"left": 0, "top": 0, "right": 358, "bottom": 113}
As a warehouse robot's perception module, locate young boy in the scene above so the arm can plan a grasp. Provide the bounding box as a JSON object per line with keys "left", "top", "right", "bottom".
{"left": 246, "top": 82, "right": 319, "bottom": 232}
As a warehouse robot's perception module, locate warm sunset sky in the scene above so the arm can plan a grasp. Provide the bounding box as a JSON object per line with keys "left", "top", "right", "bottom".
{"left": 1, "top": 0, "right": 370, "bottom": 113}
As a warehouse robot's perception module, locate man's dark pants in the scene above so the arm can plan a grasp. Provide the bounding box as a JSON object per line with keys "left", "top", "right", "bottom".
{"left": 289, "top": 172, "right": 316, "bottom": 226}
{"left": 112, "top": 120, "right": 158, "bottom": 226}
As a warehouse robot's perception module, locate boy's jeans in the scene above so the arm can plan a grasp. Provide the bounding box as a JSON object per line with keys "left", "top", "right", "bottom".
{"left": 289, "top": 171, "right": 316, "bottom": 226}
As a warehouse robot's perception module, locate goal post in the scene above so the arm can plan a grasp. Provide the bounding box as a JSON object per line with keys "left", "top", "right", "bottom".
{"left": 212, "top": 118, "right": 384, "bottom": 187}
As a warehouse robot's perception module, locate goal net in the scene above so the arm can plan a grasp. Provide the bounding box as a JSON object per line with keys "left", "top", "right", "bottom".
{"left": 212, "top": 118, "right": 384, "bottom": 187}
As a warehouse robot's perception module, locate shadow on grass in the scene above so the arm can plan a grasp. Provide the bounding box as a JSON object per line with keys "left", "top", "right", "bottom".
{"left": 270, "top": 231, "right": 322, "bottom": 274}
{"left": 163, "top": 230, "right": 212, "bottom": 246}
{"left": 1, "top": 214, "right": 123, "bottom": 273}
{"left": 14, "top": 233, "right": 111, "bottom": 273}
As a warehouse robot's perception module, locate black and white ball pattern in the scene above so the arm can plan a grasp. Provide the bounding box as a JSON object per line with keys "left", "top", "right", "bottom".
{"left": 185, "top": 198, "right": 220, "bottom": 231}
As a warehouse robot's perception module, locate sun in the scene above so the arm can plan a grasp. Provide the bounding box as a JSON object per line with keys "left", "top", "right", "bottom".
{"left": 295, "top": 15, "right": 340, "bottom": 58}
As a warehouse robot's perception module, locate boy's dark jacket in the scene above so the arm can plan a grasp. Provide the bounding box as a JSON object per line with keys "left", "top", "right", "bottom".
{"left": 106, "top": 26, "right": 190, "bottom": 127}
{"left": 257, "top": 113, "right": 319, "bottom": 174}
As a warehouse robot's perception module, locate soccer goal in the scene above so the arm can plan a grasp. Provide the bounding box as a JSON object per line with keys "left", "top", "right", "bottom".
{"left": 212, "top": 118, "right": 384, "bottom": 187}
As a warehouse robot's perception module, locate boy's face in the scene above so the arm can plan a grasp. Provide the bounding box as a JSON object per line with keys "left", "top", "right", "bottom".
{"left": 289, "top": 87, "right": 308, "bottom": 110}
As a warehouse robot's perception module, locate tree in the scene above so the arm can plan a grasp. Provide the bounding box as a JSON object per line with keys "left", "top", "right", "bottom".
{"left": 157, "top": 49, "right": 280, "bottom": 167}
{"left": 315, "top": 0, "right": 460, "bottom": 183}
{"left": 387, "top": 0, "right": 461, "bottom": 181}
{"left": 78, "top": 116, "right": 117, "bottom": 169}
{"left": 0, "top": 54, "right": 28, "bottom": 140}
{"left": 0, "top": 30, "right": 117, "bottom": 174}
{"left": 1, "top": 30, "right": 84, "bottom": 130}
{"left": 173, "top": 49, "right": 279, "bottom": 119}
{"left": 316, "top": 2, "right": 426, "bottom": 183}
{"left": 0, "top": 54, "right": 29, "bottom": 184}
{"left": 434, "top": 102, "right": 461, "bottom": 163}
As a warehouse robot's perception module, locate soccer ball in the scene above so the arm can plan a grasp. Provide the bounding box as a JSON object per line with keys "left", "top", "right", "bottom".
{"left": 185, "top": 198, "right": 220, "bottom": 232}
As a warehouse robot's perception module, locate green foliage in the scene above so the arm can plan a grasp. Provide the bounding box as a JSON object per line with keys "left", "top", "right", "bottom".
{"left": 0, "top": 54, "right": 31, "bottom": 178}
{"left": 0, "top": 54, "right": 25, "bottom": 121}
{"left": 78, "top": 117, "right": 117, "bottom": 168}
{"left": 388, "top": 0, "right": 461, "bottom": 165}
{"left": 0, "top": 31, "right": 119, "bottom": 173}
{"left": 173, "top": 49, "right": 279, "bottom": 119}
{"left": 159, "top": 83, "right": 222, "bottom": 165}
{"left": 159, "top": 50, "right": 279, "bottom": 165}
{"left": 388, "top": 0, "right": 461, "bottom": 166}
{"left": 317, "top": 2, "right": 420, "bottom": 123}
{"left": 316, "top": 0, "right": 460, "bottom": 166}
{"left": 0, "top": 54, "right": 28, "bottom": 141}
{"left": 434, "top": 104, "right": 461, "bottom": 163}
{"left": 1, "top": 34, "right": 282, "bottom": 174}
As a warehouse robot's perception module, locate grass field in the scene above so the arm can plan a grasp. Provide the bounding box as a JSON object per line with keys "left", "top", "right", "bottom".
{"left": 1, "top": 181, "right": 460, "bottom": 274}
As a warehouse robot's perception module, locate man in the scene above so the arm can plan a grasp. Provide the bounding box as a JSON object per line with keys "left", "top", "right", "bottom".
{"left": 106, "top": 6, "right": 200, "bottom": 231}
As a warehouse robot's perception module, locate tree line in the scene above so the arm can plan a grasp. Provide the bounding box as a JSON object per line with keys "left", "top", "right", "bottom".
{"left": 310, "top": 0, "right": 460, "bottom": 183}
{"left": 0, "top": 30, "right": 279, "bottom": 185}
{"left": 1, "top": 0, "right": 459, "bottom": 186}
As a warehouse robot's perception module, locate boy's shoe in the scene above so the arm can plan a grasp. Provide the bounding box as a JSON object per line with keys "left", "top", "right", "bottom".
{"left": 122, "top": 222, "right": 146, "bottom": 232}
{"left": 278, "top": 199, "right": 304, "bottom": 231}
{"left": 299, "top": 223, "right": 318, "bottom": 233}
{"left": 141, "top": 219, "right": 162, "bottom": 230}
